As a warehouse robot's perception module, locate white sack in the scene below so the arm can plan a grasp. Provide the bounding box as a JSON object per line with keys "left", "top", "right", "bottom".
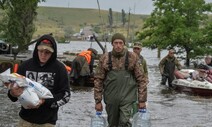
{"left": 0, "top": 71, "right": 53, "bottom": 108}
{"left": 25, "top": 78, "right": 53, "bottom": 99}
{"left": 18, "top": 87, "right": 40, "bottom": 109}
{"left": 0, "top": 70, "right": 28, "bottom": 87}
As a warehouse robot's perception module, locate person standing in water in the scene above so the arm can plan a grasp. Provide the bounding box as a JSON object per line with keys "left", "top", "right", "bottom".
{"left": 94, "top": 33, "right": 148, "bottom": 127}
{"left": 159, "top": 49, "right": 182, "bottom": 88}
{"left": 7, "top": 34, "right": 70, "bottom": 127}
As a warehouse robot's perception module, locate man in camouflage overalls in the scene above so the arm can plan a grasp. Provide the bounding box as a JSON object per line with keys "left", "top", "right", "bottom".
{"left": 133, "top": 42, "right": 148, "bottom": 78}
{"left": 132, "top": 42, "right": 149, "bottom": 115}
{"left": 94, "top": 33, "right": 148, "bottom": 127}
{"left": 159, "top": 49, "right": 182, "bottom": 88}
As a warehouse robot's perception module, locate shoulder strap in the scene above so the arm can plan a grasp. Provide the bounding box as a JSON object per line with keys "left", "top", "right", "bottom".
{"left": 108, "top": 52, "right": 112, "bottom": 71}
{"left": 139, "top": 55, "right": 143, "bottom": 63}
{"left": 108, "top": 51, "right": 129, "bottom": 71}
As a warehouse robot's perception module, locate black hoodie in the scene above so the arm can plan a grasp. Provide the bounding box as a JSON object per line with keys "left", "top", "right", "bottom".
{"left": 8, "top": 34, "right": 70, "bottom": 125}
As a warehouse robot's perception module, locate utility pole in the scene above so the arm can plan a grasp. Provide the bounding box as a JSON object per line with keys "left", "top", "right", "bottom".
{"left": 97, "top": 0, "right": 106, "bottom": 41}
{"left": 132, "top": 4, "right": 136, "bottom": 42}
{"left": 96, "top": 0, "right": 107, "bottom": 53}
{"left": 126, "top": 8, "right": 131, "bottom": 47}
{"left": 68, "top": 0, "right": 70, "bottom": 8}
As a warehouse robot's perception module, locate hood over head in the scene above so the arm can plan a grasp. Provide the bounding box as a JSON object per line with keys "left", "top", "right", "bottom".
{"left": 33, "top": 34, "right": 57, "bottom": 65}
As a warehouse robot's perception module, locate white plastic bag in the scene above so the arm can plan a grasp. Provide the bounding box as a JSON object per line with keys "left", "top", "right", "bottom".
{"left": 0, "top": 69, "right": 53, "bottom": 108}
{"left": 0, "top": 69, "right": 28, "bottom": 87}
{"left": 18, "top": 87, "right": 40, "bottom": 109}
{"left": 25, "top": 78, "right": 53, "bottom": 99}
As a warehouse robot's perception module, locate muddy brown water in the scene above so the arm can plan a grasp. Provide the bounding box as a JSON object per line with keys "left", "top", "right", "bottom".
{"left": 0, "top": 42, "right": 212, "bottom": 127}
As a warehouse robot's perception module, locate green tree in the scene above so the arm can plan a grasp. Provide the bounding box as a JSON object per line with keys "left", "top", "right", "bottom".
{"left": 0, "top": 0, "right": 45, "bottom": 53}
{"left": 108, "top": 8, "right": 113, "bottom": 33}
{"left": 137, "top": 0, "right": 212, "bottom": 67}
{"left": 0, "top": 0, "right": 6, "bottom": 9}
{"left": 121, "top": 9, "right": 126, "bottom": 26}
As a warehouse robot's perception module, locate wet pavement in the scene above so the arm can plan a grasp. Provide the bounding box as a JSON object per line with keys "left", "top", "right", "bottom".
{"left": 1, "top": 42, "right": 212, "bottom": 127}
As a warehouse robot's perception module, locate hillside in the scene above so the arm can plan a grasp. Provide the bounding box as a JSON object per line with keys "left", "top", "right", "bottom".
{"left": 34, "top": 7, "right": 148, "bottom": 39}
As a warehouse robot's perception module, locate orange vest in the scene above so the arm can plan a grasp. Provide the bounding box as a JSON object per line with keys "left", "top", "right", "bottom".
{"left": 65, "top": 65, "right": 71, "bottom": 74}
{"left": 78, "top": 50, "right": 92, "bottom": 64}
{"left": 13, "top": 63, "right": 19, "bottom": 73}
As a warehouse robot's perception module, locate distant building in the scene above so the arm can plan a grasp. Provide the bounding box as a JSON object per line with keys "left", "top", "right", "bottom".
{"left": 72, "top": 26, "right": 98, "bottom": 41}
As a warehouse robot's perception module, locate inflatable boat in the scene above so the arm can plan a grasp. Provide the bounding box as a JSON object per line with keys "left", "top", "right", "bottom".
{"left": 172, "top": 69, "right": 212, "bottom": 96}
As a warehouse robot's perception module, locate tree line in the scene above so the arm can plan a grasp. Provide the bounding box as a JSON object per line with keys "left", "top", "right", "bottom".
{"left": 136, "top": 0, "right": 212, "bottom": 67}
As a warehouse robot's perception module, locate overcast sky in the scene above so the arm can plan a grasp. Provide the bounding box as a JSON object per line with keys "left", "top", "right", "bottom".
{"left": 38, "top": 0, "right": 154, "bottom": 14}
{"left": 39, "top": 0, "right": 212, "bottom": 14}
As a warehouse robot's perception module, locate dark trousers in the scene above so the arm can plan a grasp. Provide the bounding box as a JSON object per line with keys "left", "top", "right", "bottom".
{"left": 71, "top": 76, "right": 87, "bottom": 86}
{"left": 161, "top": 74, "right": 174, "bottom": 87}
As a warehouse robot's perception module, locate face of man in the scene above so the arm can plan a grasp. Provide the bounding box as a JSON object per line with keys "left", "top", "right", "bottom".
{"left": 133, "top": 47, "right": 142, "bottom": 56}
{"left": 112, "top": 39, "right": 125, "bottom": 53}
{"left": 38, "top": 49, "right": 52, "bottom": 64}
{"left": 168, "top": 50, "right": 175, "bottom": 57}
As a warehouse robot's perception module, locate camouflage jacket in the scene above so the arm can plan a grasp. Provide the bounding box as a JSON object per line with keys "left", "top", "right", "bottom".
{"left": 159, "top": 55, "right": 182, "bottom": 75}
{"left": 94, "top": 49, "right": 148, "bottom": 103}
{"left": 138, "top": 55, "right": 148, "bottom": 78}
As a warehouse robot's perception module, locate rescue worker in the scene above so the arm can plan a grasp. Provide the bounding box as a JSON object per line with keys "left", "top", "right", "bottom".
{"left": 94, "top": 33, "right": 148, "bottom": 127}
{"left": 132, "top": 42, "right": 149, "bottom": 115}
{"left": 159, "top": 49, "right": 182, "bottom": 87}
{"left": 133, "top": 42, "right": 148, "bottom": 78}
{"left": 70, "top": 48, "right": 98, "bottom": 86}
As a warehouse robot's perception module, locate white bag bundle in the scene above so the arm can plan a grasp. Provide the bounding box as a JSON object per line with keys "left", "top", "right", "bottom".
{"left": 18, "top": 87, "right": 40, "bottom": 109}
{"left": 0, "top": 69, "right": 53, "bottom": 109}
{"left": 0, "top": 70, "right": 28, "bottom": 87}
{"left": 25, "top": 78, "right": 53, "bottom": 99}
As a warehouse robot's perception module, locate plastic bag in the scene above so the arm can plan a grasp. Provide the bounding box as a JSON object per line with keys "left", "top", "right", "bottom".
{"left": 0, "top": 69, "right": 28, "bottom": 87}
{"left": 18, "top": 87, "right": 40, "bottom": 109}
{"left": 25, "top": 78, "right": 53, "bottom": 99}
{"left": 0, "top": 69, "right": 53, "bottom": 109}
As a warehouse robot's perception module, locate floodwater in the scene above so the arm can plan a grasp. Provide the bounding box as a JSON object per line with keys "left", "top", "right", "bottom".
{"left": 1, "top": 41, "right": 212, "bottom": 127}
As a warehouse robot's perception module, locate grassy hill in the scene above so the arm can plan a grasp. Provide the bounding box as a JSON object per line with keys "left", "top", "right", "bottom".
{"left": 34, "top": 7, "right": 148, "bottom": 40}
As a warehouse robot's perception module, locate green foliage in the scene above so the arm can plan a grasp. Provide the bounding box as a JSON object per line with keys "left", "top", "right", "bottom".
{"left": 0, "top": 0, "right": 45, "bottom": 52}
{"left": 137, "top": 0, "right": 212, "bottom": 66}
{"left": 0, "top": 0, "right": 6, "bottom": 9}
{"left": 6, "top": 0, "right": 37, "bottom": 49}
{"left": 108, "top": 8, "right": 113, "bottom": 27}
{"left": 93, "top": 26, "right": 101, "bottom": 33}
{"left": 121, "top": 9, "right": 126, "bottom": 26}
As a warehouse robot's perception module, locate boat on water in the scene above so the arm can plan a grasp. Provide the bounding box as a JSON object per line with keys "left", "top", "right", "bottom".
{"left": 172, "top": 69, "right": 212, "bottom": 96}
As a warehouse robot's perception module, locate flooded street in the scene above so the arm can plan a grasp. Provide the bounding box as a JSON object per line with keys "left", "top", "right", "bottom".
{"left": 1, "top": 42, "right": 212, "bottom": 127}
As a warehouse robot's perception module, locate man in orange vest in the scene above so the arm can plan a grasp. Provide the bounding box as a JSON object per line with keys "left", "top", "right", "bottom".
{"left": 70, "top": 48, "right": 98, "bottom": 86}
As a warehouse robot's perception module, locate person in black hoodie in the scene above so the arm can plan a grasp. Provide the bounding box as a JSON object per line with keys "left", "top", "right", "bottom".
{"left": 7, "top": 34, "right": 70, "bottom": 127}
